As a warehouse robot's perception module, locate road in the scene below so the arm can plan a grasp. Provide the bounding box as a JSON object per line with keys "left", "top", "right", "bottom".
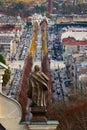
{"left": 33, "top": 26, "right": 42, "bottom": 69}
{"left": 9, "top": 60, "right": 24, "bottom": 70}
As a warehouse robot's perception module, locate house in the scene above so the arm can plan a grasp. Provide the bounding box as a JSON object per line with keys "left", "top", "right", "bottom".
{"left": 62, "top": 37, "right": 87, "bottom": 54}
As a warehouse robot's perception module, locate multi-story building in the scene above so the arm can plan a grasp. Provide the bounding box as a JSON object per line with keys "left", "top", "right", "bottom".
{"left": 61, "top": 27, "right": 87, "bottom": 55}
{"left": 62, "top": 37, "right": 87, "bottom": 54}
{"left": 0, "top": 15, "right": 22, "bottom": 26}
{"left": 0, "top": 15, "right": 23, "bottom": 61}
{"left": 0, "top": 36, "right": 17, "bottom": 59}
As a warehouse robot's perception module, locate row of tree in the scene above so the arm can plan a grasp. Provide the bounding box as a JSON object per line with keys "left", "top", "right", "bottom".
{"left": 28, "top": 22, "right": 38, "bottom": 57}
{"left": 53, "top": 2, "right": 87, "bottom": 14}
{"left": 17, "top": 22, "right": 38, "bottom": 121}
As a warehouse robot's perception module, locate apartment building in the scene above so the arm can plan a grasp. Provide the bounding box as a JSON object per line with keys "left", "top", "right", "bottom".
{"left": 0, "top": 36, "right": 17, "bottom": 58}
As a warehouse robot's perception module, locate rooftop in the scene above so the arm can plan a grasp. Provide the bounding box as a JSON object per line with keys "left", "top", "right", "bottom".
{"left": 62, "top": 37, "right": 87, "bottom": 45}
{"left": 73, "top": 53, "right": 84, "bottom": 58}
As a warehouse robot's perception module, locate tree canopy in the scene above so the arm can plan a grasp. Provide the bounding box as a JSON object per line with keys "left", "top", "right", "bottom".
{"left": 13, "top": 1, "right": 26, "bottom": 12}
{"left": 0, "top": 54, "right": 6, "bottom": 64}
{"left": 0, "top": 54, "right": 11, "bottom": 86}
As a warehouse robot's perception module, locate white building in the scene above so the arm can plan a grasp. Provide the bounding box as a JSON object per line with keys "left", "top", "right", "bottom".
{"left": 0, "top": 37, "right": 17, "bottom": 58}
{"left": 0, "top": 15, "right": 22, "bottom": 26}
{"left": 61, "top": 27, "right": 87, "bottom": 41}
{"left": 32, "top": 13, "right": 49, "bottom": 24}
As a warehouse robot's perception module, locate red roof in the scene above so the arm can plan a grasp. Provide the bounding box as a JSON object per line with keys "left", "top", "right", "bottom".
{"left": 62, "top": 37, "right": 76, "bottom": 43}
{"left": 23, "top": 17, "right": 32, "bottom": 22}
{"left": 0, "top": 26, "right": 21, "bottom": 32}
{"left": 64, "top": 41, "right": 87, "bottom": 45}
{"left": 62, "top": 37, "right": 87, "bottom": 45}
{"left": 0, "top": 25, "right": 14, "bottom": 32}
{"left": 14, "top": 26, "right": 21, "bottom": 31}
{"left": 0, "top": 29, "right": 13, "bottom": 32}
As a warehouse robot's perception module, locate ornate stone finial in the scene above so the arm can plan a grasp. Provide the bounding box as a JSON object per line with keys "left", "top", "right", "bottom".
{"left": 27, "top": 65, "right": 49, "bottom": 122}
{"left": 27, "top": 65, "right": 49, "bottom": 107}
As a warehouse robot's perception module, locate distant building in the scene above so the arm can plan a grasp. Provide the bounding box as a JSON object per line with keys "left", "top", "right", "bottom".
{"left": 0, "top": 15, "right": 23, "bottom": 38}
{"left": 0, "top": 15, "right": 22, "bottom": 26}
{"left": 62, "top": 37, "right": 87, "bottom": 54}
{"left": 56, "top": 16, "right": 87, "bottom": 24}
{"left": 32, "top": 13, "right": 43, "bottom": 24}
{"left": 32, "top": 13, "right": 49, "bottom": 24}
{"left": 0, "top": 37, "right": 17, "bottom": 59}
{"left": 0, "top": 15, "right": 24, "bottom": 61}
{"left": 61, "top": 27, "right": 87, "bottom": 41}
{"left": 56, "top": 17, "right": 71, "bottom": 24}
